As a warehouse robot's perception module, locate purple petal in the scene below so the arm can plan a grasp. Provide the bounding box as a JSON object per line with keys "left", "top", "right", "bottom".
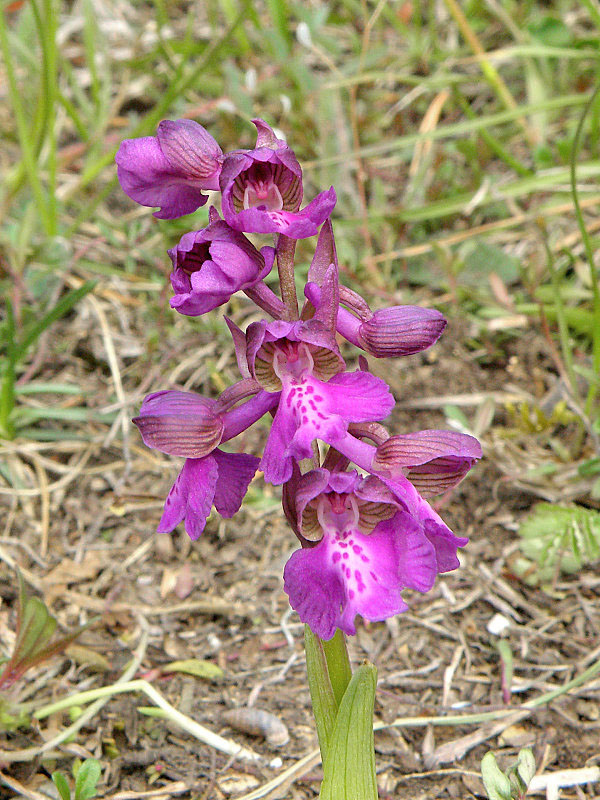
{"left": 323, "top": 371, "right": 395, "bottom": 423}
{"left": 358, "top": 306, "right": 447, "bottom": 358}
{"left": 169, "top": 265, "right": 232, "bottom": 316}
{"left": 308, "top": 218, "right": 337, "bottom": 284}
{"left": 287, "top": 407, "right": 347, "bottom": 464}
{"left": 251, "top": 118, "right": 281, "bottom": 148}
{"left": 375, "top": 513, "right": 437, "bottom": 592}
{"left": 382, "top": 474, "right": 468, "bottom": 568}
{"left": 224, "top": 317, "right": 251, "bottom": 379}
{"left": 133, "top": 391, "right": 223, "bottom": 457}
{"left": 294, "top": 468, "right": 331, "bottom": 524}
{"left": 424, "top": 519, "right": 467, "bottom": 572}
{"left": 260, "top": 371, "right": 392, "bottom": 486}
{"left": 306, "top": 221, "right": 339, "bottom": 330}
{"left": 157, "top": 120, "right": 222, "bottom": 186}
{"left": 212, "top": 450, "right": 260, "bottom": 517}
{"left": 284, "top": 545, "right": 345, "bottom": 640}
{"left": 116, "top": 136, "right": 210, "bottom": 220}
{"left": 260, "top": 400, "right": 298, "bottom": 485}
{"left": 168, "top": 223, "right": 273, "bottom": 317}
{"left": 158, "top": 457, "right": 218, "bottom": 540}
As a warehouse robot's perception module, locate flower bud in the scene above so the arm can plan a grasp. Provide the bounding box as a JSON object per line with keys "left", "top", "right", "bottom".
{"left": 133, "top": 391, "right": 224, "bottom": 458}
{"left": 357, "top": 306, "right": 447, "bottom": 358}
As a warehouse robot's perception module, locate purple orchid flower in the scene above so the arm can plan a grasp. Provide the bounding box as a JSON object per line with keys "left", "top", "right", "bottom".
{"left": 115, "top": 119, "right": 223, "bottom": 219}
{"left": 133, "top": 387, "right": 279, "bottom": 538}
{"left": 219, "top": 119, "right": 336, "bottom": 238}
{"left": 168, "top": 208, "right": 275, "bottom": 316}
{"left": 238, "top": 317, "right": 394, "bottom": 484}
{"left": 283, "top": 468, "right": 467, "bottom": 639}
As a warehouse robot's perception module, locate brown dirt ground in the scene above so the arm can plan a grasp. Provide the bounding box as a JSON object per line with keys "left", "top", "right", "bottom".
{"left": 1, "top": 302, "right": 600, "bottom": 800}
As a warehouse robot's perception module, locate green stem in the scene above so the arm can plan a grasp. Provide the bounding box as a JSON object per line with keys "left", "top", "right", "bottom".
{"left": 570, "top": 83, "right": 600, "bottom": 415}
{"left": 38, "top": 0, "right": 58, "bottom": 232}
{"left": 304, "top": 626, "right": 339, "bottom": 759}
{"left": 322, "top": 629, "right": 352, "bottom": 707}
{"left": 542, "top": 237, "right": 580, "bottom": 403}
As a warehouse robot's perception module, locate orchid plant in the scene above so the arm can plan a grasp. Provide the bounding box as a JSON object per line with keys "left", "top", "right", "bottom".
{"left": 116, "top": 118, "right": 481, "bottom": 798}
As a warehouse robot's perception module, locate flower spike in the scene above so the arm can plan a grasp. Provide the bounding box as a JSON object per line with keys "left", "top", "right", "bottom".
{"left": 116, "top": 115, "right": 481, "bottom": 646}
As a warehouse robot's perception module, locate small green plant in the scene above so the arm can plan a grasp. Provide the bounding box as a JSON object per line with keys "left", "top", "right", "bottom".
{"left": 515, "top": 503, "right": 600, "bottom": 585}
{"left": 481, "top": 748, "right": 536, "bottom": 800}
{"left": 0, "top": 571, "right": 94, "bottom": 691}
{"left": 52, "top": 758, "right": 102, "bottom": 800}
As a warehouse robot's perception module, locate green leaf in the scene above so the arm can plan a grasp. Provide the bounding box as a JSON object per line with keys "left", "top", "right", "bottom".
{"left": 528, "top": 16, "right": 572, "bottom": 47}
{"left": 304, "top": 626, "right": 340, "bottom": 761}
{"left": 15, "top": 383, "right": 84, "bottom": 395}
{"left": 74, "top": 758, "right": 101, "bottom": 800}
{"left": 516, "top": 748, "right": 536, "bottom": 788}
{"left": 162, "top": 659, "right": 223, "bottom": 680}
{"left": 443, "top": 404, "right": 472, "bottom": 435}
{"left": 518, "top": 503, "right": 600, "bottom": 583}
{"left": 319, "top": 664, "right": 378, "bottom": 800}
{"left": 578, "top": 458, "right": 600, "bottom": 477}
{"left": 481, "top": 752, "right": 512, "bottom": 800}
{"left": 14, "top": 596, "right": 56, "bottom": 663}
{"left": 0, "top": 572, "right": 98, "bottom": 688}
{"left": 461, "top": 242, "right": 521, "bottom": 285}
{"left": 52, "top": 771, "right": 72, "bottom": 800}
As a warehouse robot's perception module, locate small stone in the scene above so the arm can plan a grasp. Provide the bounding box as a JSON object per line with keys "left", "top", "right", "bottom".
{"left": 487, "top": 613, "right": 511, "bottom": 635}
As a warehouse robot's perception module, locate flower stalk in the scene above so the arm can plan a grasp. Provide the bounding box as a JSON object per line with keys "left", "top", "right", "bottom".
{"left": 276, "top": 233, "right": 299, "bottom": 320}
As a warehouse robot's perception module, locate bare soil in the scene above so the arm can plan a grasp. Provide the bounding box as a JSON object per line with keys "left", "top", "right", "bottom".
{"left": 1, "top": 301, "right": 599, "bottom": 800}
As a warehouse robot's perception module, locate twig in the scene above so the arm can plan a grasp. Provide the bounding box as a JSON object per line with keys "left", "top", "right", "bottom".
{"left": 529, "top": 767, "right": 600, "bottom": 797}
{"left": 0, "top": 771, "right": 50, "bottom": 800}
{"left": 34, "top": 679, "right": 265, "bottom": 765}
{"left": 108, "top": 783, "right": 189, "bottom": 800}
